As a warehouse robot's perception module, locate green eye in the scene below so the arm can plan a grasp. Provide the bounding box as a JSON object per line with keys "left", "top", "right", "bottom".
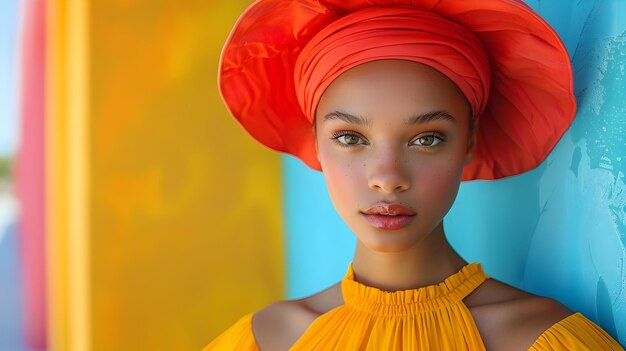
{"left": 333, "top": 133, "right": 366, "bottom": 145}
{"left": 411, "top": 134, "right": 444, "bottom": 147}
{"left": 339, "top": 135, "right": 361, "bottom": 144}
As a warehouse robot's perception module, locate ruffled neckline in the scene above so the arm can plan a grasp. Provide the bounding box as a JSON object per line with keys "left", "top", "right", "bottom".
{"left": 341, "top": 262, "right": 489, "bottom": 315}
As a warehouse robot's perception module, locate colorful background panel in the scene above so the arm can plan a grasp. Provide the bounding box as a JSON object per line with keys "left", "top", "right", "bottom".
{"left": 88, "top": 0, "right": 285, "bottom": 349}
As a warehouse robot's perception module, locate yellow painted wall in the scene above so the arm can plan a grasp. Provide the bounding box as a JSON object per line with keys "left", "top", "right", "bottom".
{"left": 47, "top": 0, "right": 284, "bottom": 350}
{"left": 47, "top": 0, "right": 91, "bottom": 349}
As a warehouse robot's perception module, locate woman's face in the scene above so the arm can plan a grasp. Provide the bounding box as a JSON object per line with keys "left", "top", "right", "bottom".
{"left": 314, "top": 59, "right": 476, "bottom": 253}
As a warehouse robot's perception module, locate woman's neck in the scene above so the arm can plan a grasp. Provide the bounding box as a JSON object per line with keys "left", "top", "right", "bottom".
{"left": 351, "top": 222, "right": 468, "bottom": 292}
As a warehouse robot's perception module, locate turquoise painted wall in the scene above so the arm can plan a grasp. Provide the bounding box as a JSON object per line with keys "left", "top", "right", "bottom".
{"left": 283, "top": 0, "right": 626, "bottom": 345}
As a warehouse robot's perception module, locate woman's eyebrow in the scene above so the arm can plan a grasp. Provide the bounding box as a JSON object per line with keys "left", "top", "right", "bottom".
{"left": 323, "top": 111, "right": 371, "bottom": 127}
{"left": 407, "top": 111, "right": 456, "bottom": 125}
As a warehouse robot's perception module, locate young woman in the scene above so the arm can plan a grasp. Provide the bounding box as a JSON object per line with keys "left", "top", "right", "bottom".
{"left": 205, "top": 0, "right": 624, "bottom": 350}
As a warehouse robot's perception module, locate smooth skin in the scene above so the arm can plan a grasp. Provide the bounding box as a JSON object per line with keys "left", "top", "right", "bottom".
{"left": 252, "top": 60, "right": 573, "bottom": 350}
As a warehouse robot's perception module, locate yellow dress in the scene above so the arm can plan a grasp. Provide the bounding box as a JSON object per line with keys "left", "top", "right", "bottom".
{"left": 204, "top": 262, "right": 623, "bottom": 350}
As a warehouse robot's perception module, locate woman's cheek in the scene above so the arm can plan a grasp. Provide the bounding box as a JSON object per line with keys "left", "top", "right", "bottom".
{"left": 322, "top": 153, "right": 362, "bottom": 214}
{"left": 413, "top": 158, "right": 462, "bottom": 214}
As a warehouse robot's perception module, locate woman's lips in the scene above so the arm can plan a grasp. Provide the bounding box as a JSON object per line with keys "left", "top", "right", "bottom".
{"left": 361, "top": 203, "right": 416, "bottom": 230}
{"left": 361, "top": 213, "right": 416, "bottom": 230}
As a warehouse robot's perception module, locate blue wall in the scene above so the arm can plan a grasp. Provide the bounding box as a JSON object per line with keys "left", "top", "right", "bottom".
{"left": 283, "top": 0, "right": 626, "bottom": 345}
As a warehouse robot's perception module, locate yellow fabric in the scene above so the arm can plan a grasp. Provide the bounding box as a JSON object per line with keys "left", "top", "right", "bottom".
{"left": 204, "top": 312, "right": 257, "bottom": 351}
{"left": 529, "top": 312, "right": 623, "bottom": 350}
{"left": 204, "top": 263, "right": 623, "bottom": 350}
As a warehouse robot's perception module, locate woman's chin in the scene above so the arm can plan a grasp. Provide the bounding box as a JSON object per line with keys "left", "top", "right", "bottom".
{"left": 355, "top": 227, "right": 424, "bottom": 253}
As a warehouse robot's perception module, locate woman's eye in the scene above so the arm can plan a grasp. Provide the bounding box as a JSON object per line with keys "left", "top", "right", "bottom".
{"left": 332, "top": 133, "right": 367, "bottom": 145}
{"left": 411, "top": 134, "right": 445, "bottom": 147}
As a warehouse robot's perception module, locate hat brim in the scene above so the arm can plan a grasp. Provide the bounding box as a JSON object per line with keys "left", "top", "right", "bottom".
{"left": 218, "top": 0, "right": 575, "bottom": 181}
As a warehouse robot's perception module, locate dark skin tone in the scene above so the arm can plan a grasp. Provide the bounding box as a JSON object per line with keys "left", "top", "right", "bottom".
{"left": 252, "top": 60, "right": 573, "bottom": 350}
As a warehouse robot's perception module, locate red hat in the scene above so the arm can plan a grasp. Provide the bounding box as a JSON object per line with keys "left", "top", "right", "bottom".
{"left": 218, "top": 0, "right": 576, "bottom": 181}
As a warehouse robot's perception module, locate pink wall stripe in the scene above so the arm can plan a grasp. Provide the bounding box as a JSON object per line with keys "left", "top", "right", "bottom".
{"left": 16, "top": 0, "right": 47, "bottom": 348}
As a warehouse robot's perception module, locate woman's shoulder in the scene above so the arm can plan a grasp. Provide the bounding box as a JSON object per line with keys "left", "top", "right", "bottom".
{"left": 469, "top": 278, "right": 623, "bottom": 350}
{"left": 204, "top": 281, "right": 342, "bottom": 351}
{"left": 467, "top": 278, "right": 572, "bottom": 349}
{"left": 252, "top": 282, "right": 343, "bottom": 350}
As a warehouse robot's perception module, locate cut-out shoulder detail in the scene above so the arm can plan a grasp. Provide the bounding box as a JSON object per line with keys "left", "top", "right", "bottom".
{"left": 471, "top": 294, "right": 574, "bottom": 351}
{"left": 515, "top": 298, "right": 575, "bottom": 349}
{"left": 298, "top": 282, "right": 343, "bottom": 315}
{"left": 464, "top": 277, "right": 540, "bottom": 308}
{"left": 457, "top": 276, "right": 575, "bottom": 350}
{"left": 252, "top": 300, "right": 320, "bottom": 351}
{"left": 250, "top": 282, "right": 344, "bottom": 350}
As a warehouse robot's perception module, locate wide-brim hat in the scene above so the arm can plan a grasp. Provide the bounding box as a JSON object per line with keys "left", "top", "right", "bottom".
{"left": 218, "top": 0, "right": 575, "bottom": 181}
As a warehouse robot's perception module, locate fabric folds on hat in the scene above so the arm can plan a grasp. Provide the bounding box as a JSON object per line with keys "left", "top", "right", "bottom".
{"left": 218, "top": 0, "right": 576, "bottom": 181}
{"left": 294, "top": 6, "right": 490, "bottom": 123}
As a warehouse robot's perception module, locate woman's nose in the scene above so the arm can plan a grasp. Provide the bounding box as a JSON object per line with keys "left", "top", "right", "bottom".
{"left": 367, "top": 151, "right": 411, "bottom": 193}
